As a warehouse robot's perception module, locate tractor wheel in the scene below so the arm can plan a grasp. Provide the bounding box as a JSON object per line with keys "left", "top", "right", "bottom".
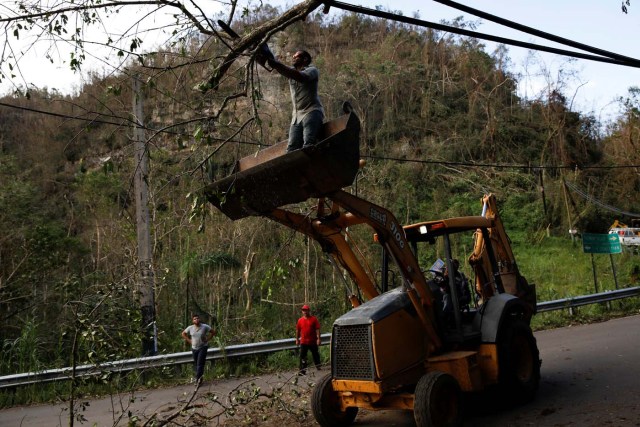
{"left": 311, "top": 373, "right": 358, "bottom": 427}
{"left": 498, "top": 319, "right": 541, "bottom": 404}
{"left": 414, "top": 371, "right": 463, "bottom": 427}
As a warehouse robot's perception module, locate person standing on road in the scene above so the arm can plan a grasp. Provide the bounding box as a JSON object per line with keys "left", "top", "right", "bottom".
{"left": 265, "top": 50, "right": 325, "bottom": 152}
{"left": 295, "top": 304, "right": 322, "bottom": 375}
{"left": 181, "top": 314, "right": 215, "bottom": 384}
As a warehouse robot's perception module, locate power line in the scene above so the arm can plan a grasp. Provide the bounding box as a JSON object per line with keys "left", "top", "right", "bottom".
{"left": 0, "top": 100, "right": 132, "bottom": 128}
{"left": 3, "top": 98, "right": 639, "bottom": 171}
{"left": 564, "top": 180, "right": 640, "bottom": 218}
{"left": 433, "top": 0, "right": 640, "bottom": 66}
{"left": 0, "top": 100, "right": 262, "bottom": 146}
{"left": 3, "top": 97, "right": 639, "bottom": 171}
{"left": 324, "top": 1, "right": 640, "bottom": 68}
{"left": 362, "top": 154, "right": 640, "bottom": 171}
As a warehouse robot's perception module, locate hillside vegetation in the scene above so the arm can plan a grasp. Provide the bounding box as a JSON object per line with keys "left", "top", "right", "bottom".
{"left": 1, "top": 5, "right": 640, "bottom": 397}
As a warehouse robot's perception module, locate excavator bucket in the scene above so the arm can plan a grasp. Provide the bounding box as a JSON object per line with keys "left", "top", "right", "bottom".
{"left": 206, "top": 108, "right": 361, "bottom": 220}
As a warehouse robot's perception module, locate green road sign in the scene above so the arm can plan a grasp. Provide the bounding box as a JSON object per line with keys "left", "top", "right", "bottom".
{"left": 582, "top": 233, "right": 621, "bottom": 254}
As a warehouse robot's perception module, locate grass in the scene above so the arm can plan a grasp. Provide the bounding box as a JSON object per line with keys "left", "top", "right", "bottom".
{"left": 513, "top": 235, "right": 640, "bottom": 298}
{"left": 512, "top": 233, "right": 640, "bottom": 330}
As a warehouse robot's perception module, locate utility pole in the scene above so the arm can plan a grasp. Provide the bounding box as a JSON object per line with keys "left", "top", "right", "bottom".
{"left": 132, "top": 75, "right": 157, "bottom": 356}
{"left": 538, "top": 168, "right": 548, "bottom": 219}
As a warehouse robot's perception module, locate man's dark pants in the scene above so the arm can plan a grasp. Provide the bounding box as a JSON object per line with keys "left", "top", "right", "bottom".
{"left": 299, "top": 344, "right": 321, "bottom": 374}
{"left": 287, "top": 110, "right": 323, "bottom": 152}
{"left": 192, "top": 345, "right": 209, "bottom": 380}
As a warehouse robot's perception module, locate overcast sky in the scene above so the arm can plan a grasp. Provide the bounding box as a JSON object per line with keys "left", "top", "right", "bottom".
{"left": 3, "top": 0, "right": 639, "bottom": 122}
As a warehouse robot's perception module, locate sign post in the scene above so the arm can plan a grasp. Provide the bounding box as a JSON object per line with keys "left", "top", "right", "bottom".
{"left": 582, "top": 233, "right": 621, "bottom": 294}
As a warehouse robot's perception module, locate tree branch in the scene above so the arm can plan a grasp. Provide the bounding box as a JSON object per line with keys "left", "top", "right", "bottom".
{"left": 203, "top": 0, "right": 324, "bottom": 92}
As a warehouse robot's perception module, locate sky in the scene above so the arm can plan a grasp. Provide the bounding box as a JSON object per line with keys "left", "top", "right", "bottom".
{"left": 3, "top": 0, "right": 639, "bottom": 122}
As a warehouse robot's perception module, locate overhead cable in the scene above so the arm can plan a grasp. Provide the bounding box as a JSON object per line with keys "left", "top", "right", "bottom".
{"left": 0, "top": 101, "right": 262, "bottom": 146}
{"left": 564, "top": 180, "right": 640, "bottom": 218}
{"left": 433, "top": 0, "right": 640, "bottom": 66}
{"left": 362, "top": 154, "right": 640, "bottom": 171}
{"left": 2, "top": 99, "right": 638, "bottom": 170}
{"left": 323, "top": 1, "right": 640, "bottom": 68}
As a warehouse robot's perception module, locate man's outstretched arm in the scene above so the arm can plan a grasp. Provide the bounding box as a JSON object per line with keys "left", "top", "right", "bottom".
{"left": 267, "top": 57, "right": 313, "bottom": 83}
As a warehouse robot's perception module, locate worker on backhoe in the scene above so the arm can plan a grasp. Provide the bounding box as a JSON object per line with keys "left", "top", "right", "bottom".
{"left": 262, "top": 49, "right": 325, "bottom": 152}
{"left": 431, "top": 259, "right": 472, "bottom": 325}
{"left": 444, "top": 259, "right": 472, "bottom": 311}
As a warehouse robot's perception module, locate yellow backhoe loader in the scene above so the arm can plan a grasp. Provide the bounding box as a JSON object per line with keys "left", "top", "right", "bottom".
{"left": 206, "top": 105, "right": 539, "bottom": 426}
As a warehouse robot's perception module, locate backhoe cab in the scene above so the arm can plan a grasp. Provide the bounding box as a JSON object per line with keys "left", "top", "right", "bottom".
{"left": 206, "top": 109, "right": 540, "bottom": 427}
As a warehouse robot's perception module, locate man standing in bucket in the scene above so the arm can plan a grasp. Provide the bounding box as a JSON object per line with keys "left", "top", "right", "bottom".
{"left": 295, "top": 304, "right": 322, "bottom": 375}
{"left": 181, "top": 314, "right": 215, "bottom": 384}
{"left": 266, "top": 50, "right": 325, "bottom": 152}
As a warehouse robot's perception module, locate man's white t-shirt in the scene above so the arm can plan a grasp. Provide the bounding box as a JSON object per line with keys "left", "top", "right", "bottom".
{"left": 183, "top": 323, "right": 212, "bottom": 350}
{"left": 289, "top": 65, "right": 324, "bottom": 124}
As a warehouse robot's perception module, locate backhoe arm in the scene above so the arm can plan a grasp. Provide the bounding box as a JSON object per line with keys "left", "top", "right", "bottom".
{"left": 267, "top": 207, "right": 380, "bottom": 302}
{"left": 329, "top": 191, "right": 441, "bottom": 351}
{"left": 268, "top": 190, "right": 442, "bottom": 352}
{"left": 469, "top": 194, "right": 536, "bottom": 313}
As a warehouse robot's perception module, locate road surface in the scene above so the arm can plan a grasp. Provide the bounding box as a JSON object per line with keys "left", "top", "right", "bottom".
{"left": 2, "top": 315, "right": 640, "bottom": 426}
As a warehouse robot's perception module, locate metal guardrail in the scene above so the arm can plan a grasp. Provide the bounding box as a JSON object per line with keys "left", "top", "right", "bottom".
{"left": 536, "top": 286, "right": 640, "bottom": 312}
{"left": 2, "top": 286, "right": 639, "bottom": 389}
{"left": 0, "top": 335, "right": 331, "bottom": 389}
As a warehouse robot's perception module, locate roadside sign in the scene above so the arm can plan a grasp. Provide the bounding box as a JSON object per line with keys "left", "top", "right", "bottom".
{"left": 582, "top": 233, "right": 621, "bottom": 254}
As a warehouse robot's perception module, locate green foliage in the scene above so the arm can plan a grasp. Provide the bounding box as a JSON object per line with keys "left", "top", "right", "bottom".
{"left": 1, "top": 320, "right": 43, "bottom": 375}
{"left": 75, "top": 169, "right": 129, "bottom": 211}
{"left": 26, "top": 224, "right": 86, "bottom": 265}
{"left": 179, "top": 251, "right": 241, "bottom": 282}
{"left": 0, "top": 156, "right": 39, "bottom": 224}
{"left": 501, "top": 192, "right": 545, "bottom": 233}
{"left": 260, "top": 262, "right": 296, "bottom": 301}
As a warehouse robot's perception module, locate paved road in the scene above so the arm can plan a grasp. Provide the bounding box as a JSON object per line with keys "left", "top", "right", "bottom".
{"left": 358, "top": 314, "right": 640, "bottom": 427}
{"left": 465, "top": 314, "right": 640, "bottom": 426}
{"left": 2, "top": 315, "right": 640, "bottom": 426}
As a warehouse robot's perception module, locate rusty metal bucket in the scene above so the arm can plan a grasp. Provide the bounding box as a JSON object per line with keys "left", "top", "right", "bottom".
{"left": 206, "top": 109, "right": 361, "bottom": 220}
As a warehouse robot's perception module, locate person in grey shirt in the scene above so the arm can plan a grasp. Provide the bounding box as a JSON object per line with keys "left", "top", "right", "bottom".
{"left": 181, "top": 314, "right": 215, "bottom": 384}
{"left": 266, "top": 50, "right": 325, "bottom": 152}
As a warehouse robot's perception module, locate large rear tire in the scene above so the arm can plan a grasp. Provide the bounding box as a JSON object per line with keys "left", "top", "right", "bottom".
{"left": 311, "top": 373, "right": 358, "bottom": 427}
{"left": 414, "top": 371, "right": 463, "bottom": 427}
{"left": 498, "top": 319, "right": 541, "bottom": 404}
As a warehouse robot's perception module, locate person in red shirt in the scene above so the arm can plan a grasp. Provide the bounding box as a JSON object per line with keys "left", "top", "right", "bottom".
{"left": 295, "top": 304, "right": 321, "bottom": 375}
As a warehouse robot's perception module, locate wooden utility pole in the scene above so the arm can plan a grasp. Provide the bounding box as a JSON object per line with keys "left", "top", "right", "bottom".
{"left": 538, "top": 168, "right": 548, "bottom": 219}
{"left": 562, "top": 179, "right": 577, "bottom": 244}
{"left": 132, "top": 76, "right": 157, "bottom": 356}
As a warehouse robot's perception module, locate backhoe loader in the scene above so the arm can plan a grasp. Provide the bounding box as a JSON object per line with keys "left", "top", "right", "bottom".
{"left": 206, "top": 105, "right": 540, "bottom": 426}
